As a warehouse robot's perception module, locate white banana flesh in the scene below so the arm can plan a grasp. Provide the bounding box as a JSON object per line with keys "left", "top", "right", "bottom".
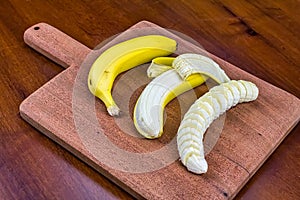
{"left": 147, "top": 57, "right": 174, "bottom": 78}
{"left": 134, "top": 53, "right": 229, "bottom": 139}
{"left": 134, "top": 69, "right": 201, "bottom": 138}
{"left": 177, "top": 80, "right": 259, "bottom": 174}
{"left": 173, "top": 53, "right": 230, "bottom": 83}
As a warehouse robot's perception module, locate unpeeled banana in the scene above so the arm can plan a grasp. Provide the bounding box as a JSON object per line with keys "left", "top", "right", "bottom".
{"left": 134, "top": 53, "right": 230, "bottom": 138}
{"left": 88, "top": 35, "right": 177, "bottom": 116}
{"left": 177, "top": 80, "right": 259, "bottom": 174}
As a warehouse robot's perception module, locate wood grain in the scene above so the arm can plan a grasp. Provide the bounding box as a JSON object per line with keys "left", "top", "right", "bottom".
{"left": 19, "top": 21, "right": 300, "bottom": 199}
{"left": 1, "top": 0, "right": 299, "bottom": 199}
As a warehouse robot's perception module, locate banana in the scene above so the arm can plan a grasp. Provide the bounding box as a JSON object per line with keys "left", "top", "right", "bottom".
{"left": 177, "top": 80, "right": 259, "bottom": 174}
{"left": 172, "top": 53, "right": 230, "bottom": 83}
{"left": 134, "top": 53, "right": 230, "bottom": 139}
{"left": 134, "top": 70, "right": 206, "bottom": 138}
{"left": 147, "top": 53, "right": 230, "bottom": 82}
{"left": 88, "top": 35, "right": 177, "bottom": 116}
{"left": 147, "top": 57, "right": 175, "bottom": 78}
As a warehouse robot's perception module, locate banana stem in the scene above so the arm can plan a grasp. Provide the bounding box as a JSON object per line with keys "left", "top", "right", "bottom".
{"left": 107, "top": 104, "right": 120, "bottom": 116}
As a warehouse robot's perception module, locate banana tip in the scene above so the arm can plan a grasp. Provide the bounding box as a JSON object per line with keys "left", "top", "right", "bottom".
{"left": 186, "top": 155, "right": 208, "bottom": 174}
{"left": 107, "top": 105, "right": 120, "bottom": 116}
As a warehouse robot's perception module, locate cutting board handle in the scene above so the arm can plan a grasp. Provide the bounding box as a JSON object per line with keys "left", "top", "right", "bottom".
{"left": 24, "top": 23, "right": 91, "bottom": 68}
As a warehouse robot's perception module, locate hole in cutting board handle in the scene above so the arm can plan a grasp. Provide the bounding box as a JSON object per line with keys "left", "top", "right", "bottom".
{"left": 34, "top": 26, "right": 40, "bottom": 30}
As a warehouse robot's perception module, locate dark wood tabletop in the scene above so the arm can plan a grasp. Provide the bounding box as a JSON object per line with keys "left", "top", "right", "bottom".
{"left": 1, "top": 1, "right": 299, "bottom": 199}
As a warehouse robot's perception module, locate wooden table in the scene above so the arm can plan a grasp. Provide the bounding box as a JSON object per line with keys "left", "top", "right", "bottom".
{"left": 1, "top": 1, "right": 299, "bottom": 199}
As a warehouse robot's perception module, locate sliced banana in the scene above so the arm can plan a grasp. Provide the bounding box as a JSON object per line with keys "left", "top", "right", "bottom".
{"left": 177, "top": 80, "right": 259, "bottom": 174}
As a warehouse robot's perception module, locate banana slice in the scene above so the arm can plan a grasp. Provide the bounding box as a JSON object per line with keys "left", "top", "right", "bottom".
{"left": 177, "top": 80, "right": 259, "bottom": 174}
{"left": 199, "top": 93, "right": 221, "bottom": 120}
{"left": 240, "top": 80, "right": 259, "bottom": 101}
{"left": 230, "top": 80, "right": 247, "bottom": 103}
{"left": 210, "top": 92, "right": 228, "bottom": 115}
{"left": 223, "top": 83, "right": 240, "bottom": 106}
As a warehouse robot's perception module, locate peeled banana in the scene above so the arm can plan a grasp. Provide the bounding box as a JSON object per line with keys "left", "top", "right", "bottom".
{"left": 172, "top": 53, "right": 230, "bottom": 83}
{"left": 88, "top": 35, "right": 177, "bottom": 116}
{"left": 177, "top": 80, "right": 259, "bottom": 174}
{"left": 134, "top": 53, "right": 230, "bottom": 138}
{"left": 134, "top": 70, "right": 206, "bottom": 138}
{"left": 147, "top": 57, "right": 175, "bottom": 78}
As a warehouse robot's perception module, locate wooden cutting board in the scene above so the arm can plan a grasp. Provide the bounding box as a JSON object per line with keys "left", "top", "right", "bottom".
{"left": 20, "top": 21, "right": 300, "bottom": 200}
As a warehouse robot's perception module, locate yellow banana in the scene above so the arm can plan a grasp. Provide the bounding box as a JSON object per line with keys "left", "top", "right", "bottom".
{"left": 88, "top": 35, "right": 177, "bottom": 116}
{"left": 134, "top": 53, "right": 230, "bottom": 138}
